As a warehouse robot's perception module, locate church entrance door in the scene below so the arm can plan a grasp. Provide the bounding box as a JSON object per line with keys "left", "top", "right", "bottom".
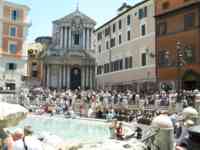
{"left": 70, "top": 67, "right": 81, "bottom": 90}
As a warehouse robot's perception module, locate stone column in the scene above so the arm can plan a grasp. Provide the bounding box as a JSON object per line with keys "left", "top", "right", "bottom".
{"left": 69, "top": 28, "right": 71, "bottom": 49}
{"left": 64, "top": 27, "right": 67, "bottom": 49}
{"left": 89, "top": 29, "right": 91, "bottom": 49}
{"left": 85, "top": 28, "right": 87, "bottom": 49}
{"left": 90, "top": 65, "right": 94, "bottom": 89}
{"left": 84, "top": 66, "right": 88, "bottom": 88}
{"left": 67, "top": 65, "right": 70, "bottom": 89}
{"left": 87, "top": 66, "right": 90, "bottom": 88}
{"left": 88, "top": 65, "right": 91, "bottom": 89}
{"left": 82, "top": 29, "right": 85, "bottom": 49}
{"left": 63, "top": 64, "right": 66, "bottom": 89}
{"left": 60, "top": 27, "right": 63, "bottom": 48}
{"left": 59, "top": 65, "right": 62, "bottom": 89}
{"left": 81, "top": 66, "right": 85, "bottom": 89}
{"left": 67, "top": 27, "right": 69, "bottom": 49}
{"left": 87, "top": 28, "right": 89, "bottom": 49}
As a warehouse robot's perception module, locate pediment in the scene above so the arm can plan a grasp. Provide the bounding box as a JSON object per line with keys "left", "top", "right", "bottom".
{"left": 54, "top": 10, "right": 96, "bottom": 26}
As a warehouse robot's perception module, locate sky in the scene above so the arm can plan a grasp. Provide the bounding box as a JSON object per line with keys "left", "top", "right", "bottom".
{"left": 8, "top": 0, "right": 142, "bottom": 42}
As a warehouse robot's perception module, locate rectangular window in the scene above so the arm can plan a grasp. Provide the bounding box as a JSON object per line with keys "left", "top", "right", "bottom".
{"left": 97, "top": 32, "right": 102, "bottom": 41}
{"left": 10, "top": 27, "right": 17, "bottom": 37}
{"left": 141, "top": 24, "right": 146, "bottom": 36}
{"left": 106, "top": 41, "right": 109, "bottom": 49}
{"left": 104, "top": 63, "right": 110, "bottom": 73}
{"left": 119, "top": 35, "right": 122, "bottom": 45}
{"left": 119, "top": 59, "right": 123, "bottom": 70}
{"left": 9, "top": 43, "right": 17, "bottom": 53}
{"left": 97, "top": 66, "right": 102, "bottom": 75}
{"left": 162, "top": 2, "right": 170, "bottom": 10}
{"left": 125, "top": 56, "right": 132, "bottom": 69}
{"left": 125, "top": 57, "right": 128, "bottom": 69}
{"left": 129, "top": 56, "right": 132, "bottom": 68}
{"left": 6, "top": 63, "right": 17, "bottom": 70}
{"left": 11, "top": 10, "right": 18, "bottom": 21}
{"left": 141, "top": 53, "right": 147, "bottom": 66}
{"left": 139, "top": 6, "right": 147, "bottom": 19}
{"left": 74, "top": 34, "right": 80, "bottom": 45}
{"left": 113, "top": 24, "right": 116, "bottom": 33}
{"left": 105, "top": 27, "right": 110, "bottom": 36}
{"left": 110, "top": 38, "right": 115, "bottom": 48}
{"left": 127, "top": 15, "right": 131, "bottom": 25}
{"left": 98, "top": 45, "right": 101, "bottom": 53}
{"left": 158, "top": 22, "right": 167, "bottom": 35}
{"left": 127, "top": 31, "right": 131, "bottom": 41}
{"left": 184, "top": 13, "right": 195, "bottom": 30}
{"left": 118, "top": 20, "right": 122, "bottom": 30}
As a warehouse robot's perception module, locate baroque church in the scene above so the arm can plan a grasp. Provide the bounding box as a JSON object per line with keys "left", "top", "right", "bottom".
{"left": 40, "top": 8, "right": 96, "bottom": 89}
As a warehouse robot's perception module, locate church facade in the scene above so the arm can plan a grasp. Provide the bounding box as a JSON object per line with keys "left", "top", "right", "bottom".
{"left": 40, "top": 8, "right": 96, "bottom": 89}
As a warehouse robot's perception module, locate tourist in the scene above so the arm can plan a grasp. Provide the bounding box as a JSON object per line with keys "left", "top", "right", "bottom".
{"left": 12, "top": 129, "right": 24, "bottom": 141}
{"left": 116, "top": 122, "right": 124, "bottom": 140}
{"left": 13, "top": 125, "right": 43, "bottom": 150}
{"left": 176, "top": 120, "right": 195, "bottom": 150}
{"left": 0, "top": 129, "right": 14, "bottom": 150}
{"left": 109, "top": 119, "right": 118, "bottom": 139}
{"left": 88, "top": 106, "right": 93, "bottom": 118}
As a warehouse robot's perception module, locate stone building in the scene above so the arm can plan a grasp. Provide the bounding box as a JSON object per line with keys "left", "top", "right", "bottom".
{"left": 94, "top": 0, "right": 156, "bottom": 93}
{"left": 0, "top": 0, "right": 30, "bottom": 90}
{"left": 155, "top": 0, "right": 200, "bottom": 90}
{"left": 40, "top": 8, "right": 96, "bottom": 89}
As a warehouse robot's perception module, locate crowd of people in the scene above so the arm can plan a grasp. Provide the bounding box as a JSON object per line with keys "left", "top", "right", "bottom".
{"left": 1, "top": 126, "right": 43, "bottom": 150}
{"left": 13, "top": 87, "right": 200, "bottom": 150}
{"left": 17, "top": 88, "right": 199, "bottom": 123}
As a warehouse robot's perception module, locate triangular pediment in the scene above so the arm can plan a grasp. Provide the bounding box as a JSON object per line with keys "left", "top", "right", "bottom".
{"left": 54, "top": 10, "right": 96, "bottom": 25}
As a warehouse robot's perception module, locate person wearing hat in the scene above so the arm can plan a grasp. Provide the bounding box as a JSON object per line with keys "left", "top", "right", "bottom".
{"left": 13, "top": 125, "right": 43, "bottom": 150}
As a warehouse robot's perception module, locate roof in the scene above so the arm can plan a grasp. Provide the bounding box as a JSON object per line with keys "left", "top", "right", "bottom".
{"left": 95, "top": 0, "right": 150, "bottom": 32}
{"left": 53, "top": 9, "right": 96, "bottom": 25}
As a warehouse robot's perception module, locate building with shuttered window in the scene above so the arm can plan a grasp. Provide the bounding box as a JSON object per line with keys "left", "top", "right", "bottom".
{"left": 155, "top": 0, "right": 200, "bottom": 90}
{"left": 94, "top": 0, "right": 156, "bottom": 93}
{"left": 0, "top": 0, "right": 30, "bottom": 90}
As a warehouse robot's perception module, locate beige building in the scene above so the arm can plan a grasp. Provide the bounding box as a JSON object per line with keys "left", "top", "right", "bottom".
{"left": 94, "top": 0, "right": 156, "bottom": 92}
{"left": 0, "top": 0, "right": 30, "bottom": 90}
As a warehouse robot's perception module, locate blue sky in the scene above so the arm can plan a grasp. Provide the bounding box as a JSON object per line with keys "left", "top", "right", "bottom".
{"left": 8, "top": 0, "right": 141, "bottom": 42}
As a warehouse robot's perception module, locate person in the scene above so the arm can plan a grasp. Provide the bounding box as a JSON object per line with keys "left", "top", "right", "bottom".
{"left": 116, "top": 122, "right": 124, "bottom": 140}
{"left": 88, "top": 106, "right": 93, "bottom": 118}
{"left": 176, "top": 120, "right": 194, "bottom": 150}
{"left": 109, "top": 119, "right": 118, "bottom": 139}
{"left": 0, "top": 129, "right": 14, "bottom": 150}
{"left": 13, "top": 125, "right": 43, "bottom": 150}
{"left": 135, "top": 127, "right": 142, "bottom": 139}
{"left": 12, "top": 129, "right": 24, "bottom": 141}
